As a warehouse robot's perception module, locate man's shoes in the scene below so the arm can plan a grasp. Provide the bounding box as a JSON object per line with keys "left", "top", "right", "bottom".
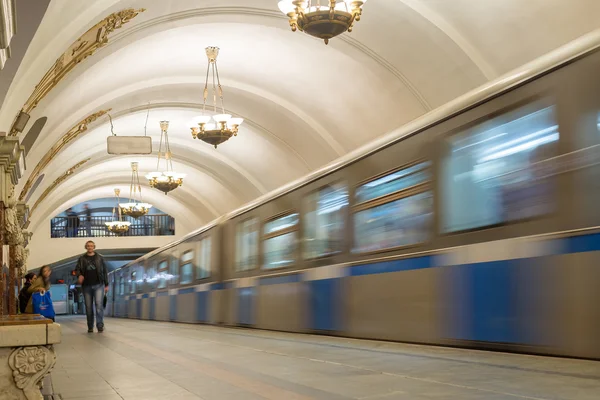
{"left": 98, "top": 327, "right": 104, "bottom": 333}
{"left": 87, "top": 329, "right": 93, "bottom": 333}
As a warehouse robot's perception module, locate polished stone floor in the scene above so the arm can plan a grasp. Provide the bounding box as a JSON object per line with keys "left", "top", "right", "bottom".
{"left": 49, "top": 316, "right": 599, "bottom": 400}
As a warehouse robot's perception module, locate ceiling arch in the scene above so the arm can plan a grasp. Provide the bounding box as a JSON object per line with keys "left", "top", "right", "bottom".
{"left": 1, "top": 0, "right": 598, "bottom": 254}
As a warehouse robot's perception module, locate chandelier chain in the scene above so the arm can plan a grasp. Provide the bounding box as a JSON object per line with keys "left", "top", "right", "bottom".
{"left": 202, "top": 59, "right": 210, "bottom": 114}
{"left": 212, "top": 59, "right": 218, "bottom": 114}
{"left": 165, "top": 128, "right": 174, "bottom": 172}
{"left": 157, "top": 126, "right": 164, "bottom": 171}
{"left": 143, "top": 102, "right": 150, "bottom": 136}
{"left": 214, "top": 62, "right": 226, "bottom": 115}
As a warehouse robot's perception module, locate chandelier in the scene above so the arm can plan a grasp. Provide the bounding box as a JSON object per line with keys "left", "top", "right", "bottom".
{"left": 146, "top": 121, "right": 185, "bottom": 195}
{"left": 120, "top": 162, "right": 152, "bottom": 218}
{"left": 190, "top": 46, "right": 244, "bottom": 148}
{"left": 278, "top": 0, "right": 367, "bottom": 44}
{"left": 105, "top": 189, "right": 130, "bottom": 234}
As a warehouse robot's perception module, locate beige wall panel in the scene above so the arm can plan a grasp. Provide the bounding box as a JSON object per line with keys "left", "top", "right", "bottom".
{"left": 257, "top": 283, "right": 308, "bottom": 332}
{"left": 155, "top": 295, "right": 170, "bottom": 321}
{"left": 176, "top": 292, "right": 197, "bottom": 323}
{"left": 345, "top": 268, "right": 440, "bottom": 343}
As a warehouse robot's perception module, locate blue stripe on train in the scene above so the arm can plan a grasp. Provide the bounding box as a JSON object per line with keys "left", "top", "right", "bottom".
{"left": 348, "top": 255, "right": 432, "bottom": 276}
{"left": 564, "top": 232, "right": 600, "bottom": 253}
{"left": 445, "top": 260, "right": 519, "bottom": 344}
{"left": 169, "top": 295, "right": 177, "bottom": 321}
{"left": 237, "top": 287, "right": 255, "bottom": 325}
{"left": 149, "top": 297, "right": 156, "bottom": 320}
{"left": 309, "top": 278, "right": 342, "bottom": 331}
{"left": 196, "top": 291, "right": 208, "bottom": 322}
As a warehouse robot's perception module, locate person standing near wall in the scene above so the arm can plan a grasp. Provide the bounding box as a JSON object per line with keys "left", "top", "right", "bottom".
{"left": 19, "top": 272, "right": 36, "bottom": 313}
{"left": 76, "top": 240, "right": 109, "bottom": 333}
{"left": 66, "top": 208, "right": 79, "bottom": 238}
{"left": 84, "top": 204, "right": 92, "bottom": 237}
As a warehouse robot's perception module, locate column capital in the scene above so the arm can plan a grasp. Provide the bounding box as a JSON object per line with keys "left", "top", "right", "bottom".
{"left": 0, "top": 132, "right": 25, "bottom": 185}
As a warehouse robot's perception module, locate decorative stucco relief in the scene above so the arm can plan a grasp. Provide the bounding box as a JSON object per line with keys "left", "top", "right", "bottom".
{"left": 19, "top": 110, "right": 109, "bottom": 202}
{"left": 29, "top": 158, "right": 91, "bottom": 217}
{"left": 9, "top": 8, "right": 144, "bottom": 135}
{"left": 8, "top": 346, "right": 57, "bottom": 400}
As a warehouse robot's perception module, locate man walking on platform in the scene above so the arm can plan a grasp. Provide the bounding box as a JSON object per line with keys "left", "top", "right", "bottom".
{"left": 76, "top": 240, "right": 109, "bottom": 333}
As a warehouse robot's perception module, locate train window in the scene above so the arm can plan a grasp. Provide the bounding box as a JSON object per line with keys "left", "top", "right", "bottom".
{"left": 197, "top": 237, "right": 211, "bottom": 279}
{"left": 441, "top": 104, "right": 557, "bottom": 232}
{"left": 354, "top": 192, "right": 433, "bottom": 253}
{"left": 263, "top": 213, "right": 298, "bottom": 269}
{"left": 130, "top": 270, "right": 136, "bottom": 294}
{"left": 119, "top": 275, "right": 124, "bottom": 295}
{"left": 180, "top": 251, "right": 194, "bottom": 284}
{"left": 264, "top": 213, "right": 299, "bottom": 235}
{"left": 355, "top": 162, "right": 431, "bottom": 204}
{"left": 157, "top": 260, "right": 168, "bottom": 289}
{"left": 169, "top": 252, "right": 179, "bottom": 285}
{"left": 303, "top": 183, "right": 348, "bottom": 259}
{"left": 353, "top": 161, "right": 433, "bottom": 253}
{"left": 145, "top": 264, "right": 156, "bottom": 290}
{"left": 235, "top": 218, "right": 258, "bottom": 271}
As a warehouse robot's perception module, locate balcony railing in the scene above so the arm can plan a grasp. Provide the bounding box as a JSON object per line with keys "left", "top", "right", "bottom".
{"left": 51, "top": 214, "right": 175, "bottom": 238}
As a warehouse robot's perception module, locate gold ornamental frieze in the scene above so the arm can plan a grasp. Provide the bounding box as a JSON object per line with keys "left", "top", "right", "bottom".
{"left": 18, "top": 109, "right": 110, "bottom": 202}
{"left": 29, "top": 158, "right": 91, "bottom": 217}
{"left": 9, "top": 8, "right": 145, "bottom": 136}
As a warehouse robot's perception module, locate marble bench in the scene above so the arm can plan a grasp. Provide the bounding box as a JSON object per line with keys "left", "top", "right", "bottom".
{"left": 0, "top": 315, "right": 61, "bottom": 400}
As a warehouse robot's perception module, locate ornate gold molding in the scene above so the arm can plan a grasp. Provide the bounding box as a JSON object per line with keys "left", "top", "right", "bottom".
{"left": 8, "top": 8, "right": 145, "bottom": 135}
{"left": 19, "top": 109, "right": 109, "bottom": 202}
{"left": 29, "top": 158, "right": 90, "bottom": 217}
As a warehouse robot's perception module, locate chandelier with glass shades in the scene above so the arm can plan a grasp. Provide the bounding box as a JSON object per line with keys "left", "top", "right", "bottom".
{"left": 105, "top": 188, "right": 130, "bottom": 234}
{"left": 190, "top": 46, "right": 244, "bottom": 148}
{"left": 146, "top": 121, "right": 185, "bottom": 194}
{"left": 119, "top": 162, "right": 152, "bottom": 218}
{"left": 278, "top": 0, "right": 367, "bottom": 44}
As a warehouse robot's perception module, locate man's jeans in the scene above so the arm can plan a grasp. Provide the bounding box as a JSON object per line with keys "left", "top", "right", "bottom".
{"left": 82, "top": 284, "right": 105, "bottom": 330}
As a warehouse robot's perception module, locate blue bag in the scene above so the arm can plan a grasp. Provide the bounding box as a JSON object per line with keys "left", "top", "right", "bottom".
{"left": 32, "top": 291, "right": 55, "bottom": 320}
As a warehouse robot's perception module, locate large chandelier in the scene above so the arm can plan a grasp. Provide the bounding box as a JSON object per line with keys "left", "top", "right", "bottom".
{"left": 120, "top": 162, "right": 152, "bottom": 218}
{"left": 146, "top": 121, "right": 185, "bottom": 195}
{"left": 190, "top": 46, "right": 244, "bottom": 148}
{"left": 105, "top": 189, "right": 130, "bottom": 234}
{"left": 278, "top": 0, "right": 367, "bottom": 44}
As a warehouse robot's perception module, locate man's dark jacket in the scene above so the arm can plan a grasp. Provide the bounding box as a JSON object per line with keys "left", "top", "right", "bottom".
{"left": 18, "top": 282, "right": 32, "bottom": 313}
{"left": 75, "top": 253, "right": 109, "bottom": 287}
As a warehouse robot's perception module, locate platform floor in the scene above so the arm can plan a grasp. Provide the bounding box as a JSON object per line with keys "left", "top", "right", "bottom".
{"left": 50, "top": 316, "right": 599, "bottom": 400}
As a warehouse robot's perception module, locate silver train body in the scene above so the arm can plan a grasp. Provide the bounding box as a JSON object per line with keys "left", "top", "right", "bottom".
{"left": 108, "top": 32, "right": 600, "bottom": 359}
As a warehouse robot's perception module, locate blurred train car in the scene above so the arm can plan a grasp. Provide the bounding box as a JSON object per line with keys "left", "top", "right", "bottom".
{"left": 107, "top": 31, "right": 600, "bottom": 359}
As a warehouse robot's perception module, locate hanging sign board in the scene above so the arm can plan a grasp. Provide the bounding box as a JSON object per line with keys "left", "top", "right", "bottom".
{"left": 107, "top": 136, "right": 152, "bottom": 155}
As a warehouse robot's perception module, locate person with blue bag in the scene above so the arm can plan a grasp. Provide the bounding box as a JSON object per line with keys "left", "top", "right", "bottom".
{"left": 25, "top": 265, "right": 55, "bottom": 322}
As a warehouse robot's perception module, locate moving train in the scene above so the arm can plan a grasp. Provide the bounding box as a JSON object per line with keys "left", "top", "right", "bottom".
{"left": 107, "top": 31, "right": 600, "bottom": 360}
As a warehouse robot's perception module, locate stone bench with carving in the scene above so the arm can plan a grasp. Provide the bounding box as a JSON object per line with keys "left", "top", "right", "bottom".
{"left": 0, "top": 315, "right": 60, "bottom": 400}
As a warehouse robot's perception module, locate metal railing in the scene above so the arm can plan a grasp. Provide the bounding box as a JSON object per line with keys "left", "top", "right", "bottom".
{"left": 50, "top": 214, "right": 175, "bottom": 238}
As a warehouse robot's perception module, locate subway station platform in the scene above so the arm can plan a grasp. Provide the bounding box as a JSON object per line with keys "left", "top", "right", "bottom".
{"left": 49, "top": 316, "right": 599, "bottom": 400}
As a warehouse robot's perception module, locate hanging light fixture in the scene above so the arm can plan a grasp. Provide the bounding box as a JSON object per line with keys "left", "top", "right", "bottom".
{"left": 278, "top": 0, "right": 367, "bottom": 44}
{"left": 190, "top": 46, "right": 244, "bottom": 148}
{"left": 146, "top": 121, "right": 185, "bottom": 194}
{"left": 105, "top": 189, "right": 131, "bottom": 234}
{"left": 120, "top": 162, "right": 152, "bottom": 218}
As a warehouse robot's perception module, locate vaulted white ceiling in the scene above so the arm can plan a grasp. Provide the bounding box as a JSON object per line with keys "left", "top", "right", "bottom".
{"left": 2, "top": 0, "right": 600, "bottom": 241}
